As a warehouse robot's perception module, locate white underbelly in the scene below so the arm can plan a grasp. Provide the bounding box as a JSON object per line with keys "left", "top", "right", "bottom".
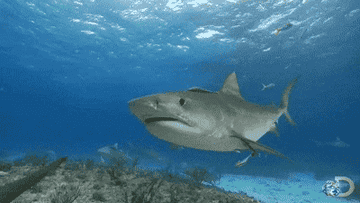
{"left": 238, "top": 120, "right": 274, "bottom": 142}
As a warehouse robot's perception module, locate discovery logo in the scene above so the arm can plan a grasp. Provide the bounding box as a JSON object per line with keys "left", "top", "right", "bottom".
{"left": 322, "top": 176, "right": 355, "bottom": 197}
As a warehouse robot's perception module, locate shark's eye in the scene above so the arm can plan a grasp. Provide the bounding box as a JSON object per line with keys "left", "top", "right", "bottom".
{"left": 179, "top": 98, "right": 186, "bottom": 106}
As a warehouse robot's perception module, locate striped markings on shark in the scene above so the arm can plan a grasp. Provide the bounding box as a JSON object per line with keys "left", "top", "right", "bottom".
{"left": 128, "top": 73, "right": 297, "bottom": 167}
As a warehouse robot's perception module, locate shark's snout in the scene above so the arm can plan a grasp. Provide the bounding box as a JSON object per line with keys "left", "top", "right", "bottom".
{"left": 128, "top": 96, "right": 160, "bottom": 120}
{"left": 129, "top": 95, "right": 193, "bottom": 127}
{"left": 129, "top": 96, "right": 159, "bottom": 110}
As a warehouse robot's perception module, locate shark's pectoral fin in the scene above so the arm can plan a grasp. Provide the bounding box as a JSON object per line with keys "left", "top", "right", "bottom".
{"left": 231, "top": 135, "right": 293, "bottom": 163}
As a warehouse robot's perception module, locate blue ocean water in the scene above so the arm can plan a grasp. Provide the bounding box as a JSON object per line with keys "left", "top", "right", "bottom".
{"left": 0, "top": 0, "right": 359, "bottom": 202}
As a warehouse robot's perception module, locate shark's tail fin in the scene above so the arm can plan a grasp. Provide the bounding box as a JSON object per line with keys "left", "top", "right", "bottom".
{"left": 280, "top": 78, "right": 297, "bottom": 125}
{"left": 261, "top": 84, "right": 266, "bottom": 91}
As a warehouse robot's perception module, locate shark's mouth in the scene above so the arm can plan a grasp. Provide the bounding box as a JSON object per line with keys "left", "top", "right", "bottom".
{"left": 144, "top": 117, "right": 190, "bottom": 126}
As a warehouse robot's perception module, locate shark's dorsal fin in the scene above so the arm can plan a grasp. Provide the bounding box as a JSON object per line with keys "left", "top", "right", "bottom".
{"left": 219, "top": 72, "right": 244, "bottom": 100}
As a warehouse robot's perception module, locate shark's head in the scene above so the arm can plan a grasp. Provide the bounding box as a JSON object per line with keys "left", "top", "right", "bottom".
{"left": 128, "top": 89, "right": 226, "bottom": 146}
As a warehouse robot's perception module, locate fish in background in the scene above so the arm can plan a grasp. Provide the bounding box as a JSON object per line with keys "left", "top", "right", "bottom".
{"left": 261, "top": 83, "right": 275, "bottom": 91}
{"left": 129, "top": 72, "right": 297, "bottom": 167}
{"left": 97, "top": 143, "right": 133, "bottom": 164}
{"left": 311, "top": 137, "right": 350, "bottom": 148}
{"left": 274, "top": 23, "right": 293, "bottom": 36}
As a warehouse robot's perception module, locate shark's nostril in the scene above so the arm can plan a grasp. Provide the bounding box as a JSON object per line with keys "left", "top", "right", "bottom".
{"left": 148, "top": 99, "right": 158, "bottom": 110}
{"left": 153, "top": 99, "right": 159, "bottom": 110}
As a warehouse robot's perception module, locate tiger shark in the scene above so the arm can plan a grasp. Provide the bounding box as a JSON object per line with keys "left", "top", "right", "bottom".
{"left": 128, "top": 73, "right": 297, "bottom": 166}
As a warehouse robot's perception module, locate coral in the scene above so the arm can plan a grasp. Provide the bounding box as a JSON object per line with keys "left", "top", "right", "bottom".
{"left": 183, "top": 166, "right": 222, "bottom": 187}
{"left": 107, "top": 167, "right": 127, "bottom": 186}
{"left": 0, "top": 157, "right": 257, "bottom": 203}
{"left": 0, "top": 161, "right": 12, "bottom": 172}
{"left": 84, "top": 159, "right": 94, "bottom": 169}
{"left": 50, "top": 184, "right": 81, "bottom": 203}
{"left": 29, "top": 184, "right": 42, "bottom": 194}
{"left": 64, "top": 162, "right": 81, "bottom": 171}
{"left": 14, "top": 155, "right": 48, "bottom": 167}
{"left": 126, "top": 178, "right": 164, "bottom": 203}
{"left": 93, "top": 184, "right": 102, "bottom": 190}
{"left": 92, "top": 192, "right": 106, "bottom": 202}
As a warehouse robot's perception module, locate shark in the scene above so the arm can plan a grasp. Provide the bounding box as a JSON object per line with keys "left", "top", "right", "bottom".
{"left": 128, "top": 73, "right": 297, "bottom": 166}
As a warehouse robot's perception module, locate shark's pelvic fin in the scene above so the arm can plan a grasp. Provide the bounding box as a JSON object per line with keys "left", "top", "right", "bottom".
{"left": 219, "top": 72, "right": 245, "bottom": 100}
{"left": 280, "top": 78, "right": 298, "bottom": 126}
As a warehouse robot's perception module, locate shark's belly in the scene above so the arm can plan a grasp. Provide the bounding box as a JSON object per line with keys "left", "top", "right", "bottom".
{"left": 242, "top": 126, "right": 270, "bottom": 141}
{"left": 172, "top": 135, "right": 247, "bottom": 152}
{"left": 234, "top": 118, "right": 274, "bottom": 142}
{"left": 147, "top": 124, "right": 246, "bottom": 152}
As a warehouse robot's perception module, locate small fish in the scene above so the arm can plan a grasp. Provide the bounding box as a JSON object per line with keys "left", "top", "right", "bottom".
{"left": 275, "top": 23, "right": 293, "bottom": 36}
{"left": 235, "top": 154, "right": 252, "bottom": 167}
{"left": 235, "top": 152, "right": 261, "bottom": 167}
{"left": 262, "top": 83, "right": 275, "bottom": 91}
